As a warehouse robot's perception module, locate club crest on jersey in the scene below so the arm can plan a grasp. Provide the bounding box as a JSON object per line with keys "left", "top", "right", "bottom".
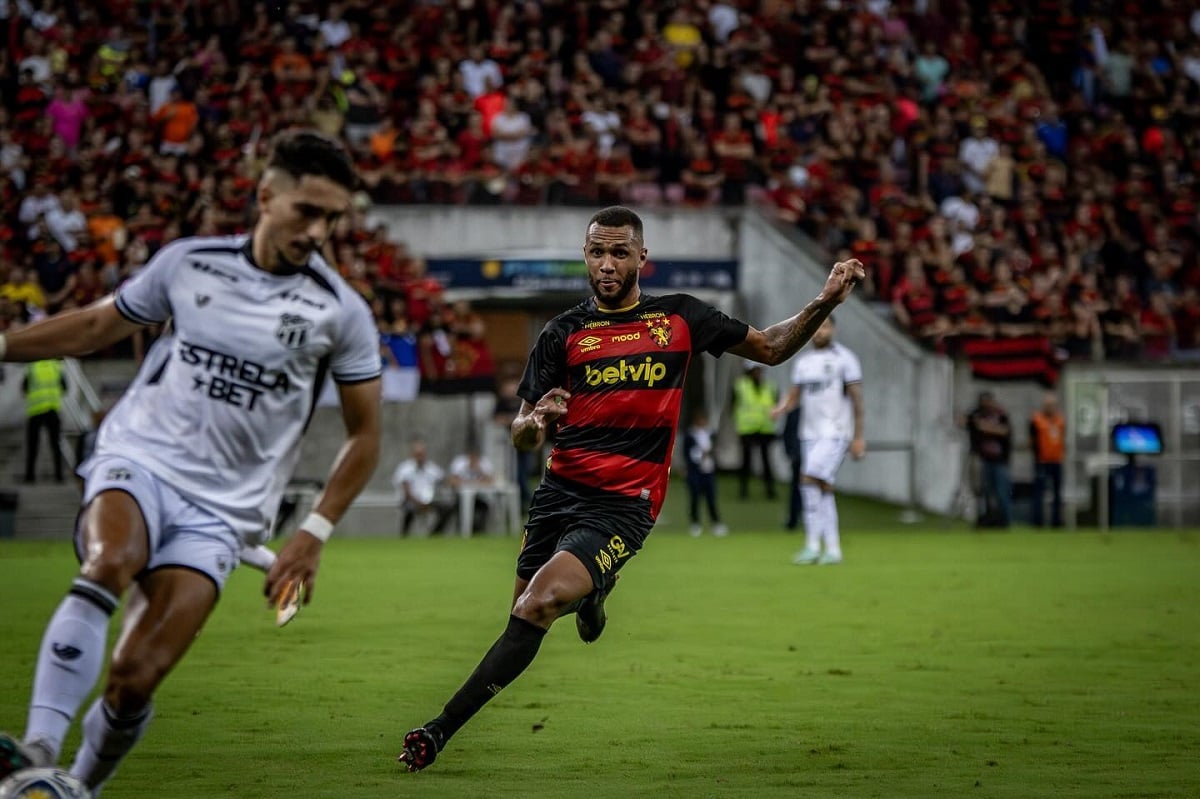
{"left": 276, "top": 313, "right": 313, "bottom": 349}
{"left": 645, "top": 317, "right": 672, "bottom": 348}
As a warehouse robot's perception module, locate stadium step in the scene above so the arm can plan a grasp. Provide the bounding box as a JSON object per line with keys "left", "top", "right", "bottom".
{"left": 6, "top": 484, "right": 80, "bottom": 540}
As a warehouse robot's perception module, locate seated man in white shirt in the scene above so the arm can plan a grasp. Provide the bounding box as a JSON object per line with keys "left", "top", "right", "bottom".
{"left": 391, "top": 440, "right": 455, "bottom": 536}
{"left": 447, "top": 446, "right": 498, "bottom": 534}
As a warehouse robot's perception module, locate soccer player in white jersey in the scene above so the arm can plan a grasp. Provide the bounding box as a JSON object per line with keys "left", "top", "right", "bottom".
{"left": 773, "top": 316, "right": 865, "bottom": 564}
{"left": 0, "top": 129, "right": 382, "bottom": 794}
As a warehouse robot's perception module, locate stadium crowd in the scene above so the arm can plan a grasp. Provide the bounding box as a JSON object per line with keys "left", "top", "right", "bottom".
{"left": 1, "top": 0, "right": 1198, "bottom": 374}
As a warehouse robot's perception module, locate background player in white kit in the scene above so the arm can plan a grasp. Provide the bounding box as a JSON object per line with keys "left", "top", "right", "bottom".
{"left": 773, "top": 317, "right": 864, "bottom": 565}
{"left": 0, "top": 130, "right": 382, "bottom": 794}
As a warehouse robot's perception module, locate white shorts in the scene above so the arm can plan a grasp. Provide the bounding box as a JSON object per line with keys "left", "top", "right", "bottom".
{"left": 77, "top": 455, "right": 242, "bottom": 593}
{"left": 801, "top": 438, "right": 850, "bottom": 485}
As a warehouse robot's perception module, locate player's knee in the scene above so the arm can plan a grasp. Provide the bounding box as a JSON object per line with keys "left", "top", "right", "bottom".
{"left": 105, "top": 650, "right": 168, "bottom": 714}
{"left": 78, "top": 551, "right": 139, "bottom": 597}
{"left": 802, "top": 477, "right": 831, "bottom": 493}
{"left": 512, "top": 584, "right": 574, "bottom": 626}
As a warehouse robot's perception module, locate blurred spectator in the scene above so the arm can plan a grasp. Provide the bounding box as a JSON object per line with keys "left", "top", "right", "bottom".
{"left": 733, "top": 362, "right": 777, "bottom": 502}
{"left": 489, "top": 94, "right": 534, "bottom": 172}
{"left": 45, "top": 83, "right": 89, "bottom": 152}
{"left": 23, "top": 358, "right": 67, "bottom": 484}
{"left": 391, "top": 440, "right": 455, "bottom": 536}
{"left": 966, "top": 392, "right": 1012, "bottom": 529}
{"left": 684, "top": 409, "right": 727, "bottom": 538}
{"left": 959, "top": 117, "right": 999, "bottom": 196}
{"left": 1029, "top": 391, "right": 1065, "bottom": 528}
{"left": 459, "top": 45, "right": 503, "bottom": 100}
{"left": 2, "top": 266, "right": 47, "bottom": 311}
{"left": 146, "top": 58, "right": 178, "bottom": 115}
{"left": 151, "top": 86, "right": 198, "bottom": 155}
{"left": 42, "top": 188, "right": 86, "bottom": 252}
{"left": 18, "top": 179, "right": 60, "bottom": 241}
{"left": 447, "top": 446, "right": 498, "bottom": 534}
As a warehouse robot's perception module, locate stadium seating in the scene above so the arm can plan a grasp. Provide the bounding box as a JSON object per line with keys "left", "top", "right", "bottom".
{"left": 2, "top": 0, "right": 1198, "bottom": 377}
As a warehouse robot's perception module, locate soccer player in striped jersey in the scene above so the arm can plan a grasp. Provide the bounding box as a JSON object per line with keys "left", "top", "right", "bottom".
{"left": 0, "top": 130, "right": 382, "bottom": 794}
{"left": 399, "top": 206, "right": 865, "bottom": 771}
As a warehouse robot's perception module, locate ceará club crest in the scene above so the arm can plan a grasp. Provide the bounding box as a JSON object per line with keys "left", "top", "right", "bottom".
{"left": 276, "top": 313, "right": 313, "bottom": 349}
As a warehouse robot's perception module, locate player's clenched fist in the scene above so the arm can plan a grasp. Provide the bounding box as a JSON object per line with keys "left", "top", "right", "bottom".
{"left": 534, "top": 387, "right": 571, "bottom": 423}
{"left": 823, "top": 258, "right": 866, "bottom": 303}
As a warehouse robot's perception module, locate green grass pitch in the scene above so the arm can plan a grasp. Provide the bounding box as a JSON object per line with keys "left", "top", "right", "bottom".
{"left": 1, "top": 481, "right": 1198, "bottom": 798}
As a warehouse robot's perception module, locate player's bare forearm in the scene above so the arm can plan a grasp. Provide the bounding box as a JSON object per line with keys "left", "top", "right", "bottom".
{"left": 512, "top": 391, "right": 569, "bottom": 451}
{"left": 729, "top": 295, "right": 836, "bottom": 366}
{"left": 761, "top": 297, "right": 837, "bottom": 364}
{"left": 1, "top": 298, "right": 142, "bottom": 362}
{"left": 312, "top": 430, "right": 380, "bottom": 526}
{"left": 728, "top": 259, "right": 866, "bottom": 365}
{"left": 772, "top": 385, "right": 800, "bottom": 418}
{"left": 848, "top": 383, "right": 865, "bottom": 440}
{"left": 310, "top": 379, "right": 382, "bottom": 530}
{"left": 511, "top": 411, "right": 547, "bottom": 452}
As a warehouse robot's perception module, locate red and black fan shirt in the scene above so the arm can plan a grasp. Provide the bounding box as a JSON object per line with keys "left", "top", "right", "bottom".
{"left": 518, "top": 294, "right": 748, "bottom": 518}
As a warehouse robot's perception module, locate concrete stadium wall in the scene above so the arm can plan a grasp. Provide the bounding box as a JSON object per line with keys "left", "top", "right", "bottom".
{"left": 366, "top": 205, "right": 741, "bottom": 258}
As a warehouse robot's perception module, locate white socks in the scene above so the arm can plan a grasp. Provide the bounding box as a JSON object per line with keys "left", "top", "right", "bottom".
{"left": 821, "top": 490, "right": 841, "bottom": 558}
{"left": 25, "top": 579, "right": 118, "bottom": 760}
{"left": 71, "top": 699, "right": 153, "bottom": 792}
{"left": 801, "top": 483, "right": 822, "bottom": 553}
{"left": 801, "top": 484, "right": 842, "bottom": 558}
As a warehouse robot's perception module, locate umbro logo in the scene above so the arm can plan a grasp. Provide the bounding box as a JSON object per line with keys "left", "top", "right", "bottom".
{"left": 52, "top": 643, "right": 82, "bottom": 661}
{"left": 196, "top": 293, "right": 211, "bottom": 307}
{"left": 578, "top": 335, "right": 602, "bottom": 353}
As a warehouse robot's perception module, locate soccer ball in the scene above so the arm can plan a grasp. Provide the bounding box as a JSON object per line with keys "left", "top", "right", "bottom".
{"left": 0, "top": 768, "right": 91, "bottom": 799}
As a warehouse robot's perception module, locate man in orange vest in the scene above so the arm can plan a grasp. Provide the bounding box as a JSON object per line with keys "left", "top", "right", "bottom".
{"left": 1029, "top": 391, "right": 1066, "bottom": 527}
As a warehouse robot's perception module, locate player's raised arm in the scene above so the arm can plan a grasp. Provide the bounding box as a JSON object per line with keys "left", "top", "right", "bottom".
{"left": 0, "top": 297, "right": 144, "bottom": 362}
{"left": 728, "top": 259, "right": 865, "bottom": 365}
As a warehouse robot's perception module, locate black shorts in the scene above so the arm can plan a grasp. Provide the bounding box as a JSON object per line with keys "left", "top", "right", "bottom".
{"left": 517, "top": 476, "right": 654, "bottom": 592}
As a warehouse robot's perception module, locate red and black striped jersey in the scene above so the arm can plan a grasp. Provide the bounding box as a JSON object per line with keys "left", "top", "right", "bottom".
{"left": 518, "top": 294, "right": 748, "bottom": 518}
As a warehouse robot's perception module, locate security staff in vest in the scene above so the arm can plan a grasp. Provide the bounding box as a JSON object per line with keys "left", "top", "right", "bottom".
{"left": 1029, "top": 391, "right": 1065, "bottom": 528}
{"left": 734, "top": 361, "right": 778, "bottom": 500}
{"left": 23, "top": 358, "right": 67, "bottom": 484}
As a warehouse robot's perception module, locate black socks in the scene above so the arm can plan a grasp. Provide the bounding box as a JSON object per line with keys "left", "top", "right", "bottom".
{"left": 432, "top": 615, "right": 548, "bottom": 743}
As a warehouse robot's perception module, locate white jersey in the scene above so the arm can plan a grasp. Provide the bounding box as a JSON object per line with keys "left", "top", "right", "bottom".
{"left": 789, "top": 342, "right": 862, "bottom": 441}
{"left": 391, "top": 459, "right": 445, "bottom": 505}
{"left": 94, "top": 234, "right": 381, "bottom": 544}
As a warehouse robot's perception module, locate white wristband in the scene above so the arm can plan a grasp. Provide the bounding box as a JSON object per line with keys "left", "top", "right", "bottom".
{"left": 0, "top": 333, "right": 7, "bottom": 360}
{"left": 300, "top": 512, "right": 334, "bottom": 543}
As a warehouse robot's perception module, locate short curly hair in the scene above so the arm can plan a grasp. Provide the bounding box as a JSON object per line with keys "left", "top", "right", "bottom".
{"left": 266, "top": 129, "right": 357, "bottom": 191}
{"left": 588, "top": 206, "right": 644, "bottom": 242}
